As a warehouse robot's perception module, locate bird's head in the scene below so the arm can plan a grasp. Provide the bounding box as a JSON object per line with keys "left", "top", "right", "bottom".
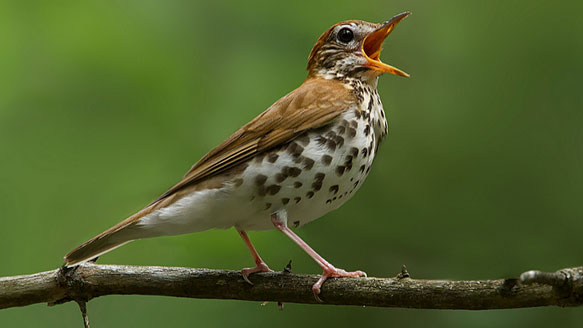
{"left": 307, "top": 12, "right": 410, "bottom": 82}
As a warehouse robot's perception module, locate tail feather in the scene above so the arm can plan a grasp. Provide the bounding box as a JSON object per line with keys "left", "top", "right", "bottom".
{"left": 64, "top": 198, "right": 166, "bottom": 266}
{"left": 65, "top": 222, "right": 143, "bottom": 266}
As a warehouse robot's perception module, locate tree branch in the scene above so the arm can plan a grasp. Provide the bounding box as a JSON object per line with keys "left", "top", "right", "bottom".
{"left": 1, "top": 264, "right": 582, "bottom": 311}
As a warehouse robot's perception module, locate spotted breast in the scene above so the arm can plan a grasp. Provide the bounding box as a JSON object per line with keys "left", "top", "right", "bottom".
{"left": 230, "top": 78, "right": 387, "bottom": 231}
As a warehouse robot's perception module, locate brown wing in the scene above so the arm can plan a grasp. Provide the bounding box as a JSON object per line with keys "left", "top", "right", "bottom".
{"left": 151, "top": 77, "right": 356, "bottom": 204}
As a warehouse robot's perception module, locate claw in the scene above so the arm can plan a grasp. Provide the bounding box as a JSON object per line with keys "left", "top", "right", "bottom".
{"left": 312, "top": 267, "right": 367, "bottom": 301}
{"left": 242, "top": 271, "right": 254, "bottom": 285}
{"left": 241, "top": 262, "right": 273, "bottom": 285}
{"left": 312, "top": 283, "right": 324, "bottom": 303}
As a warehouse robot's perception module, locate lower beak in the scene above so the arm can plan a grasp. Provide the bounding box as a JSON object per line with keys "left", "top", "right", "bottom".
{"left": 362, "top": 12, "right": 410, "bottom": 77}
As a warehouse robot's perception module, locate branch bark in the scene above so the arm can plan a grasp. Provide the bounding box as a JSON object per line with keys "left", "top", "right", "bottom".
{"left": 1, "top": 264, "right": 582, "bottom": 310}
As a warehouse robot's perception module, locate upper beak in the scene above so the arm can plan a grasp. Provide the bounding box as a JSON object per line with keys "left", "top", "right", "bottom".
{"left": 362, "top": 12, "right": 410, "bottom": 77}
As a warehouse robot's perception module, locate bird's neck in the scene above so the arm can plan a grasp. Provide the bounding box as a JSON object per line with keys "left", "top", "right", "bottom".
{"left": 307, "top": 68, "right": 389, "bottom": 142}
{"left": 311, "top": 68, "right": 380, "bottom": 90}
{"left": 343, "top": 74, "right": 388, "bottom": 141}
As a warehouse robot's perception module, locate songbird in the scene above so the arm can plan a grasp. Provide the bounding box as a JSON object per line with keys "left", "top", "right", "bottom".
{"left": 65, "top": 12, "right": 410, "bottom": 297}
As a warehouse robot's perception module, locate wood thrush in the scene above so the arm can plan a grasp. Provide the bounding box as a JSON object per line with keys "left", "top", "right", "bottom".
{"left": 65, "top": 12, "right": 410, "bottom": 298}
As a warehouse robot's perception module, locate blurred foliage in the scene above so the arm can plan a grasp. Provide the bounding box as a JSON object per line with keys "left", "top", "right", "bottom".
{"left": 1, "top": 0, "right": 582, "bottom": 327}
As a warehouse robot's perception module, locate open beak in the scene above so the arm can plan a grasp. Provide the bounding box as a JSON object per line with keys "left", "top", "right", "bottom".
{"left": 362, "top": 12, "right": 410, "bottom": 77}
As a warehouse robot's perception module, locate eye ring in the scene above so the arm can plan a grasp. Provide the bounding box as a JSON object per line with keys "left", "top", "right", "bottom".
{"left": 337, "top": 27, "right": 354, "bottom": 43}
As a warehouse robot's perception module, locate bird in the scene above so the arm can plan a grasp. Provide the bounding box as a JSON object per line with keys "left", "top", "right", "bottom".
{"left": 65, "top": 12, "right": 410, "bottom": 298}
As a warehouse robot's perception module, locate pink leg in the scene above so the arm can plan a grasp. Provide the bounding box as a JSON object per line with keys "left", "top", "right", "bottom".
{"left": 270, "top": 212, "right": 366, "bottom": 300}
{"left": 238, "top": 229, "right": 273, "bottom": 284}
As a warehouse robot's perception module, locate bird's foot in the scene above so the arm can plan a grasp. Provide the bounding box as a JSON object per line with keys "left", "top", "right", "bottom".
{"left": 241, "top": 262, "right": 273, "bottom": 285}
{"left": 312, "top": 266, "right": 367, "bottom": 302}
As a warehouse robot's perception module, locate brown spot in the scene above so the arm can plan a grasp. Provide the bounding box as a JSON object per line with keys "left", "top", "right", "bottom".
{"left": 293, "top": 220, "right": 300, "bottom": 228}
{"left": 314, "top": 173, "right": 325, "bottom": 182}
{"left": 255, "top": 174, "right": 267, "bottom": 186}
{"left": 294, "top": 197, "right": 301, "bottom": 203}
{"left": 359, "top": 165, "right": 366, "bottom": 173}
{"left": 366, "top": 166, "right": 371, "bottom": 173}
{"left": 316, "top": 136, "right": 327, "bottom": 146}
{"left": 294, "top": 181, "right": 303, "bottom": 188}
{"left": 275, "top": 173, "right": 288, "bottom": 183}
{"left": 381, "top": 110, "right": 385, "bottom": 118}
{"left": 347, "top": 127, "right": 357, "bottom": 138}
{"left": 266, "top": 185, "right": 281, "bottom": 195}
{"left": 303, "top": 157, "right": 315, "bottom": 170}
{"left": 264, "top": 203, "right": 271, "bottom": 210}
{"left": 325, "top": 131, "right": 337, "bottom": 139}
{"left": 321, "top": 155, "right": 332, "bottom": 166}
{"left": 287, "top": 142, "right": 304, "bottom": 158}
{"left": 350, "top": 120, "right": 358, "bottom": 128}
{"left": 285, "top": 166, "right": 302, "bottom": 177}
{"left": 334, "top": 135, "right": 344, "bottom": 148}
{"left": 350, "top": 147, "right": 359, "bottom": 158}
{"left": 282, "top": 198, "right": 290, "bottom": 205}
{"left": 362, "top": 147, "right": 368, "bottom": 157}
{"left": 364, "top": 124, "right": 371, "bottom": 136}
{"left": 282, "top": 166, "right": 301, "bottom": 177}
{"left": 341, "top": 119, "right": 350, "bottom": 127}
{"left": 339, "top": 194, "right": 343, "bottom": 199}
{"left": 354, "top": 110, "right": 362, "bottom": 119}
{"left": 296, "top": 134, "right": 310, "bottom": 146}
{"left": 329, "top": 185, "right": 339, "bottom": 194}
{"left": 344, "top": 156, "right": 353, "bottom": 171}
{"left": 336, "top": 166, "right": 346, "bottom": 176}
{"left": 257, "top": 186, "right": 267, "bottom": 197}
{"left": 368, "top": 98, "right": 373, "bottom": 110}
{"left": 254, "top": 153, "right": 265, "bottom": 163}
{"left": 336, "top": 125, "right": 346, "bottom": 135}
{"left": 267, "top": 153, "right": 279, "bottom": 163}
{"left": 333, "top": 196, "right": 337, "bottom": 201}
{"left": 326, "top": 139, "right": 337, "bottom": 151}
{"left": 233, "top": 178, "right": 244, "bottom": 187}
{"left": 326, "top": 199, "right": 332, "bottom": 204}
{"left": 354, "top": 180, "right": 360, "bottom": 188}
{"left": 312, "top": 181, "right": 322, "bottom": 191}
{"left": 306, "top": 191, "right": 315, "bottom": 199}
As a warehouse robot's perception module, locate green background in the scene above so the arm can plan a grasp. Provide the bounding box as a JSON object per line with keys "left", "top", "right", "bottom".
{"left": 1, "top": 0, "right": 582, "bottom": 327}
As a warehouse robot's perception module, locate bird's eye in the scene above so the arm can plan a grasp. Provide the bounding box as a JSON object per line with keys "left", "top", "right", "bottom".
{"left": 337, "top": 27, "right": 354, "bottom": 43}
